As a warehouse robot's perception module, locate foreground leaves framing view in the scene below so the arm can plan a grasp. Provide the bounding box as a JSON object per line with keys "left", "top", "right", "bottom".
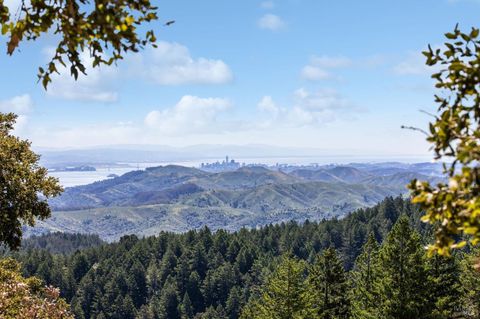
{"left": 0, "top": 0, "right": 158, "bottom": 88}
{"left": 410, "top": 25, "right": 480, "bottom": 256}
{"left": 0, "top": 3, "right": 480, "bottom": 317}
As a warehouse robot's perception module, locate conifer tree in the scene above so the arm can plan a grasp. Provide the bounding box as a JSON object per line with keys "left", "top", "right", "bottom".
{"left": 179, "top": 293, "right": 193, "bottom": 319}
{"left": 349, "top": 233, "right": 380, "bottom": 319}
{"left": 375, "top": 215, "right": 430, "bottom": 319}
{"left": 240, "top": 256, "right": 310, "bottom": 319}
{"left": 308, "top": 248, "right": 350, "bottom": 319}
{"left": 225, "top": 286, "right": 243, "bottom": 319}
{"left": 116, "top": 295, "right": 137, "bottom": 319}
{"left": 426, "top": 254, "right": 461, "bottom": 318}
{"left": 146, "top": 259, "right": 161, "bottom": 296}
{"left": 460, "top": 249, "right": 480, "bottom": 318}
{"left": 155, "top": 277, "right": 181, "bottom": 319}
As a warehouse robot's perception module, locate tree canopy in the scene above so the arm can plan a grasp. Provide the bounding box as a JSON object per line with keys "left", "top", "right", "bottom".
{"left": 0, "top": 0, "right": 159, "bottom": 88}
{"left": 0, "top": 113, "right": 62, "bottom": 250}
{"left": 7, "top": 196, "right": 480, "bottom": 319}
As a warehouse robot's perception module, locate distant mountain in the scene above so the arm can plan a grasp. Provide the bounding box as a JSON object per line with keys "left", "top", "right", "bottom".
{"left": 34, "top": 182, "right": 395, "bottom": 242}
{"left": 30, "top": 163, "right": 445, "bottom": 241}
{"left": 290, "top": 166, "right": 372, "bottom": 183}
{"left": 348, "top": 162, "right": 445, "bottom": 176}
{"left": 48, "top": 165, "right": 301, "bottom": 210}
{"left": 362, "top": 172, "right": 442, "bottom": 192}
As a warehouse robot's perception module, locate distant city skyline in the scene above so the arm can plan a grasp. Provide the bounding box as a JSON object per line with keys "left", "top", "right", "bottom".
{"left": 0, "top": 0, "right": 478, "bottom": 157}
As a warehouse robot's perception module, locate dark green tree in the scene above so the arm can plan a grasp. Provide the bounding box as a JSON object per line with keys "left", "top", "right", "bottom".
{"left": 349, "top": 233, "right": 380, "bottom": 319}
{"left": 460, "top": 249, "right": 480, "bottom": 318}
{"left": 225, "top": 286, "right": 243, "bottom": 319}
{"left": 72, "top": 253, "right": 90, "bottom": 282}
{"left": 179, "top": 293, "right": 193, "bottom": 319}
{"left": 375, "top": 215, "right": 430, "bottom": 319}
{"left": 241, "top": 256, "right": 310, "bottom": 319}
{"left": 308, "top": 248, "right": 350, "bottom": 319}
{"left": 156, "top": 277, "right": 181, "bottom": 319}
{"left": 426, "top": 254, "right": 461, "bottom": 318}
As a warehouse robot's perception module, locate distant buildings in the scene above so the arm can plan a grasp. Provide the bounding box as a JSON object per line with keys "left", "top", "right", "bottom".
{"left": 200, "top": 156, "right": 242, "bottom": 172}
{"left": 49, "top": 165, "right": 96, "bottom": 172}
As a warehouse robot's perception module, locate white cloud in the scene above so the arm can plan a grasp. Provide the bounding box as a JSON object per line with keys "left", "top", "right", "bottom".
{"left": 0, "top": 94, "right": 32, "bottom": 114}
{"left": 258, "top": 14, "right": 286, "bottom": 31}
{"left": 257, "top": 96, "right": 280, "bottom": 114}
{"left": 46, "top": 50, "right": 119, "bottom": 102}
{"left": 0, "top": 94, "right": 33, "bottom": 134}
{"left": 301, "top": 55, "right": 351, "bottom": 81}
{"left": 393, "top": 52, "right": 430, "bottom": 75}
{"left": 393, "top": 50, "right": 441, "bottom": 76}
{"left": 260, "top": 1, "right": 275, "bottom": 9}
{"left": 256, "top": 88, "right": 355, "bottom": 128}
{"left": 301, "top": 65, "right": 332, "bottom": 81}
{"left": 290, "top": 88, "right": 350, "bottom": 125}
{"left": 23, "top": 90, "right": 357, "bottom": 148}
{"left": 145, "top": 95, "right": 232, "bottom": 135}
{"left": 141, "top": 42, "right": 233, "bottom": 85}
{"left": 28, "top": 122, "right": 141, "bottom": 148}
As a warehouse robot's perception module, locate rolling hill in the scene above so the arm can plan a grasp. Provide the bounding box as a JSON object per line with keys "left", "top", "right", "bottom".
{"left": 29, "top": 163, "right": 445, "bottom": 241}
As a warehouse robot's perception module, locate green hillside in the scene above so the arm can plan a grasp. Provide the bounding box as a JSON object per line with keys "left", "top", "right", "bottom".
{"left": 33, "top": 164, "right": 444, "bottom": 241}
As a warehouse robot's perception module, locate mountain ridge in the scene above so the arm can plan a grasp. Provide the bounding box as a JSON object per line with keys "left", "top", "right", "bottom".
{"left": 31, "top": 163, "right": 445, "bottom": 241}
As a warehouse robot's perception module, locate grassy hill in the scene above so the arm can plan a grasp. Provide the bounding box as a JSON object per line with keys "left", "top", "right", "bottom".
{"left": 28, "top": 163, "right": 445, "bottom": 241}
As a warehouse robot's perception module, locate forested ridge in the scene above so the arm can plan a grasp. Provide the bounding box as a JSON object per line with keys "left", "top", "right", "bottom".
{"left": 6, "top": 196, "right": 480, "bottom": 318}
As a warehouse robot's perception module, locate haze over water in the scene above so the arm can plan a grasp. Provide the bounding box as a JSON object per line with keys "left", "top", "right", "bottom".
{"left": 50, "top": 155, "right": 433, "bottom": 187}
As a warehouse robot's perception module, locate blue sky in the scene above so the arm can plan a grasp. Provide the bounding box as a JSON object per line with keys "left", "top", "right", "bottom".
{"left": 0, "top": 0, "right": 478, "bottom": 156}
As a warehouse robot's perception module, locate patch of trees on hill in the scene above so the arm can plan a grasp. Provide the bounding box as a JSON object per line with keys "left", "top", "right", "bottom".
{"left": 7, "top": 196, "right": 480, "bottom": 318}
{"left": 19, "top": 233, "right": 105, "bottom": 255}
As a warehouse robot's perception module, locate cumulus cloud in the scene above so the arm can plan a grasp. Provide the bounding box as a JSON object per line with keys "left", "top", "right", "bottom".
{"left": 45, "top": 50, "right": 119, "bottom": 102}
{"left": 290, "top": 88, "right": 350, "bottom": 125}
{"left": 257, "top": 96, "right": 280, "bottom": 114}
{"left": 141, "top": 42, "right": 233, "bottom": 85}
{"left": 145, "top": 95, "right": 232, "bottom": 135}
{"left": 301, "top": 55, "right": 352, "bottom": 81}
{"left": 0, "top": 94, "right": 33, "bottom": 133}
{"left": 25, "top": 88, "right": 360, "bottom": 148}
{"left": 301, "top": 65, "right": 332, "bottom": 81}
{"left": 27, "top": 95, "right": 232, "bottom": 147}
{"left": 0, "top": 94, "right": 32, "bottom": 114}
{"left": 258, "top": 14, "right": 286, "bottom": 31}
{"left": 256, "top": 88, "right": 355, "bottom": 129}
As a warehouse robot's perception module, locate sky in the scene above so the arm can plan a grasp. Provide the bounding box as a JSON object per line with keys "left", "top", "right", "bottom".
{"left": 0, "top": 0, "right": 478, "bottom": 157}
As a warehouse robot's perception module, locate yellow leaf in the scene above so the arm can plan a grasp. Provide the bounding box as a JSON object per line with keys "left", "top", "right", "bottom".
{"left": 464, "top": 226, "right": 478, "bottom": 235}
{"left": 451, "top": 241, "right": 466, "bottom": 249}
{"left": 125, "top": 16, "right": 134, "bottom": 25}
